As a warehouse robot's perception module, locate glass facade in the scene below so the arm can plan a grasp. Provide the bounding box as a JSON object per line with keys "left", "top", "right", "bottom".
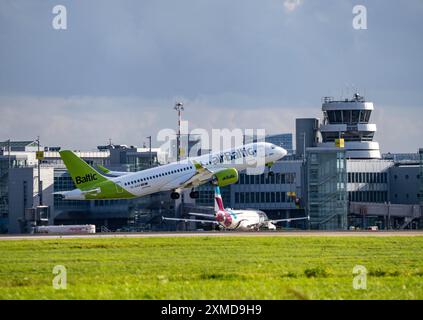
{"left": 197, "top": 184, "right": 231, "bottom": 206}
{"left": 0, "top": 156, "right": 29, "bottom": 233}
{"left": 307, "top": 149, "right": 348, "bottom": 230}
{"left": 0, "top": 158, "right": 9, "bottom": 232}
{"left": 265, "top": 134, "right": 293, "bottom": 155}
{"left": 234, "top": 172, "right": 296, "bottom": 205}
{"left": 54, "top": 170, "right": 90, "bottom": 211}
{"left": 420, "top": 149, "right": 423, "bottom": 206}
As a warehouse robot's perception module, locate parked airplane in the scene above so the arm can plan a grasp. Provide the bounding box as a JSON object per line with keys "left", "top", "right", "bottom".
{"left": 55, "top": 142, "right": 287, "bottom": 201}
{"left": 163, "top": 186, "right": 309, "bottom": 231}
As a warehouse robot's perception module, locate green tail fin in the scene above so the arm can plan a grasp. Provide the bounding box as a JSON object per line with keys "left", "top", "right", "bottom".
{"left": 60, "top": 150, "right": 108, "bottom": 191}
{"left": 96, "top": 164, "right": 111, "bottom": 174}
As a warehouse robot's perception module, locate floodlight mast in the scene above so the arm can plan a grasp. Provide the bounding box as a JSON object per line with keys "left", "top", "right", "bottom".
{"left": 174, "top": 102, "right": 184, "bottom": 162}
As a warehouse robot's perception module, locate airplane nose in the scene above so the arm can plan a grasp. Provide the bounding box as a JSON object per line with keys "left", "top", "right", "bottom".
{"left": 277, "top": 147, "right": 287, "bottom": 158}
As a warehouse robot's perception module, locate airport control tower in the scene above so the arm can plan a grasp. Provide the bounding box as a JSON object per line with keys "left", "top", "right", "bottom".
{"left": 318, "top": 93, "right": 381, "bottom": 159}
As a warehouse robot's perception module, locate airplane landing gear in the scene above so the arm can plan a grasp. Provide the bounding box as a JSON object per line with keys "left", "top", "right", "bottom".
{"left": 170, "top": 192, "right": 180, "bottom": 200}
{"left": 266, "top": 162, "right": 274, "bottom": 178}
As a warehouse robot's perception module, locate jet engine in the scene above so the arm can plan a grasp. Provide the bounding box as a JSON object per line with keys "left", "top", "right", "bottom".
{"left": 212, "top": 168, "right": 239, "bottom": 187}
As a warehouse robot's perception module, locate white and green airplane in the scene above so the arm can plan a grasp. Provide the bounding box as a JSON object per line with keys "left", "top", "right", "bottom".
{"left": 163, "top": 185, "right": 309, "bottom": 231}
{"left": 55, "top": 142, "right": 287, "bottom": 201}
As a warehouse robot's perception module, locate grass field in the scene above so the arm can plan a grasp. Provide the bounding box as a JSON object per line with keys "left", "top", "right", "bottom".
{"left": 0, "top": 235, "right": 422, "bottom": 299}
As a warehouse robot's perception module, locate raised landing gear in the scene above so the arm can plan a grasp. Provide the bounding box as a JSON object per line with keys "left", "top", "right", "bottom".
{"left": 170, "top": 192, "right": 180, "bottom": 200}
{"left": 266, "top": 162, "right": 274, "bottom": 178}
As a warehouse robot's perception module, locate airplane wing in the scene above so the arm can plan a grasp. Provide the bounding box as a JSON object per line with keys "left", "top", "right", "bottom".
{"left": 187, "top": 212, "right": 215, "bottom": 219}
{"left": 180, "top": 161, "right": 229, "bottom": 188}
{"left": 162, "top": 217, "right": 219, "bottom": 225}
{"left": 270, "top": 216, "right": 310, "bottom": 224}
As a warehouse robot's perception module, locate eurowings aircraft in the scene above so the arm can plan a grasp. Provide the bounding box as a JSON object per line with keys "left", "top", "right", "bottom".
{"left": 162, "top": 186, "right": 309, "bottom": 231}
{"left": 55, "top": 142, "right": 287, "bottom": 201}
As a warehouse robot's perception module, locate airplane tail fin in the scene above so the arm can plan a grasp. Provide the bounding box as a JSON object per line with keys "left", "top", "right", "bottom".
{"left": 96, "top": 164, "right": 111, "bottom": 174}
{"left": 59, "top": 150, "right": 108, "bottom": 191}
{"left": 214, "top": 186, "right": 225, "bottom": 212}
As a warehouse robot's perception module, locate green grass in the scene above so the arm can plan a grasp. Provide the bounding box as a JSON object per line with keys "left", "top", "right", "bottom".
{"left": 0, "top": 236, "right": 422, "bottom": 299}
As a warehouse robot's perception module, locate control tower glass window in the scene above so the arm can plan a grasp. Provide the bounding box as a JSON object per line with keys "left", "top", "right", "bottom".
{"left": 326, "top": 110, "right": 371, "bottom": 125}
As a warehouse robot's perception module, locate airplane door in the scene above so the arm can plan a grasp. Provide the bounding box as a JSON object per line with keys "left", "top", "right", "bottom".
{"left": 115, "top": 181, "right": 124, "bottom": 193}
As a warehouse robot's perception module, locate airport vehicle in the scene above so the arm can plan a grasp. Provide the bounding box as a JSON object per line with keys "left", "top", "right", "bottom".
{"left": 162, "top": 186, "right": 309, "bottom": 231}
{"left": 55, "top": 142, "right": 287, "bottom": 201}
{"left": 35, "top": 225, "right": 96, "bottom": 234}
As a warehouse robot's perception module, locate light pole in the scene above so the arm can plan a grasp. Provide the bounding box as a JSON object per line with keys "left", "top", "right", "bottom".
{"left": 146, "top": 136, "right": 152, "bottom": 167}
{"left": 36, "top": 136, "right": 43, "bottom": 206}
{"left": 174, "top": 102, "right": 184, "bottom": 162}
{"left": 7, "top": 139, "right": 11, "bottom": 169}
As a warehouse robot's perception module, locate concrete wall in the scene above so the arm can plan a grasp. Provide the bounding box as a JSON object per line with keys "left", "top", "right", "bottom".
{"left": 389, "top": 165, "right": 420, "bottom": 205}
{"left": 296, "top": 118, "right": 319, "bottom": 159}
{"left": 8, "top": 167, "right": 54, "bottom": 234}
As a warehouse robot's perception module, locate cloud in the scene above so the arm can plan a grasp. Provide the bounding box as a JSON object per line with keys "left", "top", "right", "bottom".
{"left": 283, "top": 0, "right": 303, "bottom": 12}
{"left": 0, "top": 95, "right": 315, "bottom": 150}
{"left": 0, "top": 95, "right": 421, "bottom": 153}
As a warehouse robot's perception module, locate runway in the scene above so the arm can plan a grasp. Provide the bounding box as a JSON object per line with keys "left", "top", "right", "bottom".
{"left": 1, "top": 230, "right": 422, "bottom": 240}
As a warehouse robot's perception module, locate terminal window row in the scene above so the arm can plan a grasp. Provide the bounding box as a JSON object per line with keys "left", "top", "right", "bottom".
{"left": 237, "top": 173, "right": 296, "bottom": 185}
{"left": 54, "top": 176, "right": 76, "bottom": 191}
{"left": 235, "top": 192, "right": 294, "bottom": 204}
{"left": 349, "top": 191, "right": 388, "bottom": 203}
{"left": 347, "top": 172, "right": 387, "bottom": 184}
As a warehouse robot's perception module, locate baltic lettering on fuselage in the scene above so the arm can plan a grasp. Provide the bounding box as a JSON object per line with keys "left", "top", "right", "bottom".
{"left": 200, "top": 146, "right": 257, "bottom": 166}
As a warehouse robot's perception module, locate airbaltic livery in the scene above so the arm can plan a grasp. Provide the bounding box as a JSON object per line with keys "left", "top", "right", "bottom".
{"left": 55, "top": 142, "right": 287, "bottom": 201}
{"left": 163, "top": 186, "right": 309, "bottom": 231}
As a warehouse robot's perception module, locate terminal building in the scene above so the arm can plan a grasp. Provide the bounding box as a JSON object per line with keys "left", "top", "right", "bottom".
{"left": 1, "top": 94, "right": 422, "bottom": 233}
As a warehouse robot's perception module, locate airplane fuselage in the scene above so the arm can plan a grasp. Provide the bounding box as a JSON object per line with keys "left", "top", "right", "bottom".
{"left": 62, "top": 142, "right": 286, "bottom": 200}
{"left": 215, "top": 209, "right": 275, "bottom": 231}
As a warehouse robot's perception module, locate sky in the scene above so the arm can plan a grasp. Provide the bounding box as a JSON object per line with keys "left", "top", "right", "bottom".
{"left": 0, "top": 0, "right": 422, "bottom": 152}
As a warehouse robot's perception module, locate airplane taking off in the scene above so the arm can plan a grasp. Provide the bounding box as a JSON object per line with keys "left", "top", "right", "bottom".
{"left": 163, "top": 186, "right": 309, "bottom": 231}
{"left": 55, "top": 142, "right": 287, "bottom": 201}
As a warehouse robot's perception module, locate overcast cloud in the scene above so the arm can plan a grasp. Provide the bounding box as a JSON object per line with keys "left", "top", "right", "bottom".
{"left": 0, "top": 0, "right": 422, "bottom": 152}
